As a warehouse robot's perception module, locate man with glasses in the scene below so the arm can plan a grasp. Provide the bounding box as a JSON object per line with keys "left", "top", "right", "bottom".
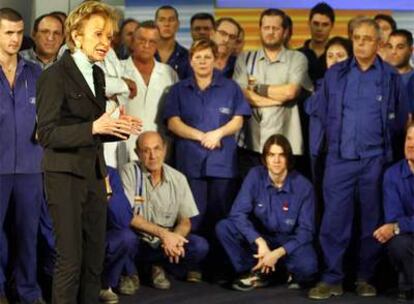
{"left": 307, "top": 17, "right": 409, "bottom": 300}
{"left": 190, "top": 12, "right": 215, "bottom": 42}
{"left": 121, "top": 21, "right": 178, "bottom": 162}
{"left": 20, "top": 13, "right": 64, "bottom": 69}
{"left": 213, "top": 17, "right": 241, "bottom": 78}
{"left": 233, "top": 8, "right": 312, "bottom": 177}
{"left": 155, "top": 5, "right": 190, "bottom": 80}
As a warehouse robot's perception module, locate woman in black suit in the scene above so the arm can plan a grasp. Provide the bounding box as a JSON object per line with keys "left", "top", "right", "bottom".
{"left": 35, "top": 2, "right": 141, "bottom": 303}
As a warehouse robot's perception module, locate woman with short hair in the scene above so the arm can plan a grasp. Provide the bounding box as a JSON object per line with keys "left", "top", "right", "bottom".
{"left": 36, "top": 2, "right": 141, "bottom": 303}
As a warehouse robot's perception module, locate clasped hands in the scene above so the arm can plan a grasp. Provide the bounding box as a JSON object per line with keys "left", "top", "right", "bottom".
{"left": 92, "top": 105, "right": 142, "bottom": 139}
{"left": 198, "top": 129, "right": 224, "bottom": 150}
{"left": 252, "top": 238, "right": 285, "bottom": 274}
{"left": 160, "top": 230, "right": 188, "bottom": 264}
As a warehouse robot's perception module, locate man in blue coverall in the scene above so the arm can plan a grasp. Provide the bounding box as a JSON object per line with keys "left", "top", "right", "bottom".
{"left": 216, "top": 134, "right": 317, "bottom": 291}
{"left": 307, "top": 17, "right": 409, "bottom": 300}
{"left": 373, "top": 119, "right": 414, "bottom": 302}
{"left": 0, "top": 8, "right": 45, "bottom": 304}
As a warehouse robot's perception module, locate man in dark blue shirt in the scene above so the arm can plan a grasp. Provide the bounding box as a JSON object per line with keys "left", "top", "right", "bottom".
{"left": 0, "top": 8, "right": 45, "bottom": 304}
{"left": 373, "top": 120, "right": 414, "bottom": 302}
{"left": 154, "top": 5, "right": 191, "bottom": 80}
{"left": 308, "top": 18, "right": 409, "bottom": 300}
{"left": 216, "top": 134, "right": 317, "bottom": 291}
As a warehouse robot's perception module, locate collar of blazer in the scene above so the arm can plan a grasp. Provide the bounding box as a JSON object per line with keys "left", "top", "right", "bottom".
{"left": 61, "top": 50, "right": 105, "bottom": 111}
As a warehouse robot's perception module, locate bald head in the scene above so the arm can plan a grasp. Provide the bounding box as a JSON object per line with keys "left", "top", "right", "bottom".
{"left": 135, "top": 131, "right": 167, "bottom": 172}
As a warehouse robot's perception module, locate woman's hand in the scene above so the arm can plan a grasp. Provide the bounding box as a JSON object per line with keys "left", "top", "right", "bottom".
{"left": 119, "top": 105, "right": 143, "bottom": 135}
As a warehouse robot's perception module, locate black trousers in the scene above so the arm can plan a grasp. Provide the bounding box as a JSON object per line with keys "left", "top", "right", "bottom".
{"left": 388, "top": 234, "right": 414, "bottom": 291}
{"left": 45, "top": 171, "right": 107, "bottom": 304}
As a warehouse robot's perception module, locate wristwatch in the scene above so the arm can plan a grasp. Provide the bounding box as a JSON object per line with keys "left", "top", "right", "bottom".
{"left": 393, "top": 222, "right": 400, "bottom": 235}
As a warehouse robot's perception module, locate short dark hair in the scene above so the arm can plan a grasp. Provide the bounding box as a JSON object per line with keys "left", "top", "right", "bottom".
{"left": 389, "top": 29, "right": 413, "bottom": 47}
{"left": 0, "top": 8, "right": 23, "bottom": 24}
{"left": 137, "top": 20, "right": 157, "bottom": 31}
{"left": 155, "top": 5, "right": 179, "bottom": 20}
{"left": 120, "top": 18, "right": 139, "bottom": 34}
{"left": 259, "top": 8, "right": 289, "bottom": 29}
{"left": 215, "top": 17, "right": 241, "bottom": 36}
{"left": 33, "top": 13, "right": 64, "bottom": 33}
{"left": 309, "top": 2, "right": 335, "bottom": 24}
{"left": 190, "top": 12, "right": 214, "bottom": 27}
{"left": 374, "top": 14, "right": 397, "bottom": 31}
{"left": 261, "top": 134, "right": 295, "bottom": 171}
{"left": 50, "top": 11, "right": 67, "bottom": 20}
{"left": 325, "top": 36, "right": 353, "bottom": 57}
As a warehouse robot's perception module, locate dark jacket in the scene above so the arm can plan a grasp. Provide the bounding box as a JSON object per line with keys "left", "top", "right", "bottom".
{"left": 306, "top": 57, "right": 409, "bottom": 162}
{"left": 36, "top": 51, "right": 117, "bottom": 178}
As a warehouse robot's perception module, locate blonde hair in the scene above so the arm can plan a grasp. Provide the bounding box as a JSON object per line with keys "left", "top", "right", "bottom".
{"left": 65, "top": 1, "right": 118, "bottom": 52}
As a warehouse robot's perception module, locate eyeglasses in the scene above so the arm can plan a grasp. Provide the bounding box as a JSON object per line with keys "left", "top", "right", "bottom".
{"left": 216, "top": 29, "right": 238, "bottom": 41}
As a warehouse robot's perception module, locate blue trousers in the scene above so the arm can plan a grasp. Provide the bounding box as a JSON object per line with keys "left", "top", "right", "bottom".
{"left": 388, "top": 234, "right": 414, "bottom": 292}
{"left": 216, "top": 219, "right": 317, "bottom": 282}
{"left": 319, "top": 154, "right": 384, "bottom": 284}
{"left": 0, "top": 174, "right": 43, "bottom": 302}
{"left": 136, "top": 234, "right": 209, "bottom": 277}
{"left": 188, "top": 177, "right": 238, "bottom": 236}
{"left": 103, "top": 228, "right": 139, "bottom": 288}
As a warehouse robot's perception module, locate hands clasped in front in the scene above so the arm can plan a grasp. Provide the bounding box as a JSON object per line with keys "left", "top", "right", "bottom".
{"left": 92, "top": 105, "right": 143, "bottom": 140}
{"left": 198, "top": 129, "right": 224, "bottom": 150}
{"left": 252, "top": 238, "right": 286, "bottom": 274}
{"left": 160, "top": 230, "right": 188, "bottom": 264}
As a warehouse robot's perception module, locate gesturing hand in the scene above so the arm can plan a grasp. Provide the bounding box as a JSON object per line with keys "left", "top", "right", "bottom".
{"left": 119, "top": 105, "right": 143, "bottom": 135}
{"left": 92, "top": 107, "right": 134, "bottom": 140}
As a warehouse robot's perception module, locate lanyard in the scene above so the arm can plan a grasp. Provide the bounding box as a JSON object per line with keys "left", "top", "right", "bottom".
{"left": 134, "top": 162, "right": 144, "bottom": 215}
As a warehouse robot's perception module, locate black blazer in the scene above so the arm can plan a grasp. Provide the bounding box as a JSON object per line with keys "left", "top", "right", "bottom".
{"left": 36, "top": 51, "right": 116, "bottom": 178}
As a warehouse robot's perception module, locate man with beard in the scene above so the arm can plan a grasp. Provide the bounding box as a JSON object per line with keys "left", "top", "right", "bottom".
{"left": 212, "top": 17, "right": 241, "bottom": 78}
{"left": 155, "top": 5, "right": 191, "bottom": 80}
{"left": 233, "top": 8, "right": 312, "bottom": 177}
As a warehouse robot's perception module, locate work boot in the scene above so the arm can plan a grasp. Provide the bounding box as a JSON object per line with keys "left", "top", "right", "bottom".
{"left": 308, "top": 282, "right": 343, "bottom": 300}
{"left": 99, "top": 288, "right": 119, "bottom": 304}
{"left": 151, "top": 265, "right": 171, "bottom": 290}
{"left": 355, "top": 280, "right": 377, "bottom": 297}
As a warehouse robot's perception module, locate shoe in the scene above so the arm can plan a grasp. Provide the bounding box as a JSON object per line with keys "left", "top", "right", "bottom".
{"left": 0, "top": 296, "right": 8, "bottom": 304}
{"left": 130, "top": 274, "right": 140, "bottom": 290}
{"left": 151, "top": 265, "right": 171, "bottom": 290}
{"left": 231, "top": 272, "right": 269, "bottom": 292}
{"left": 398, "top": 289, "right": 414, "bottom": 302}
{"left": 355, "top": 280, "right": 377, "bottom": 297}
{"left": 99, "top": 288, "right": 119, "bottom": 304}
{"left": 118, "top": 276, "right": 136, "bottom": 295}
{"left": 186, "top": 271, "right": 202, "bottom": 283}
{"left": 308, "top": 282, "right": 343, "bottom": 300}
{"left": 287, "top": 274, "right": 300, "bottom": 290}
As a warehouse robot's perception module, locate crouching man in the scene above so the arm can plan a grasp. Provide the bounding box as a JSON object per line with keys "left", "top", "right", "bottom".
{"left": 216, "top": 134, "right": 317, "bottom": 291}
{"left": 373, "top": 119, "right": 414, "bottom": 302}
{"left": 120, "top": 131, "right": 209, "bottom": 289}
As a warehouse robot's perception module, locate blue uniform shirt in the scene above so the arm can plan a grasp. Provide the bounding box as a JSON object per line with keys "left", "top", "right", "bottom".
{"left": 220, "top": 55, "right": 237, "bottom": 79}
{"left": 401, "top": 70, "right": 414, "bottom": 113}
{"left": 383, "top": 159, "right": 414, "bottom": 234}
{"left": 228, "top": 166, "right": 315, "bottom": 254}
{"left": 163, "top": 71, "right": 251, "bottom": 178}
{"left": 341, "top": 58, "right": 384, "bottom": 159}
{"left": 0, "top": 57, "right": 43, "bottom": 174}
{"left": 155, "top": 42, "right": 191, "bottom": 80}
